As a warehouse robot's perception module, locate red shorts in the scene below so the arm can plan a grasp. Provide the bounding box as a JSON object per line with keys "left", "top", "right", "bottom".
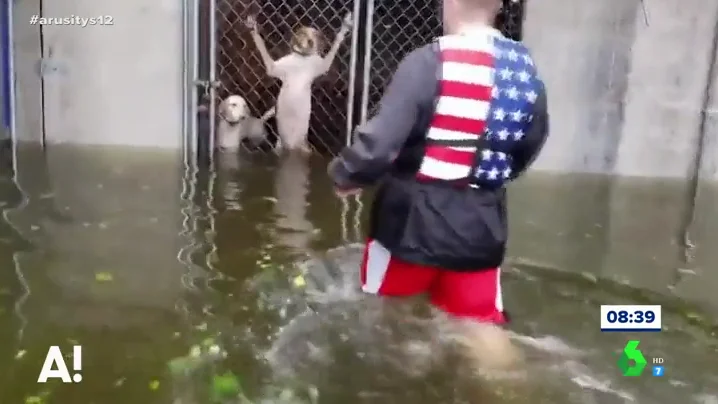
{"left": 360, "top": 239, "right": 507, "bottom": 324}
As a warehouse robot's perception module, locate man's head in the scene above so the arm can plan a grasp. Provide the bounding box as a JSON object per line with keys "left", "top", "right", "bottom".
{"left": 442, "top": 0, "right": 502, "bottom": 35}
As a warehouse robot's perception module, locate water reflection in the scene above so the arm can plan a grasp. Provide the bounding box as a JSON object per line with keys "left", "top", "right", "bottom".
{"left": 0, "top": 144, "right": 194, "bottom": 403}
{"left": 273, "top": 153, "right": 314, "bottom": 255}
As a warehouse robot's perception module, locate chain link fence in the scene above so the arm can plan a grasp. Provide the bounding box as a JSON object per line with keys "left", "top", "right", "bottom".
{"left": 211, "top": 0, "right": 526, "bottom": 155}
{"left": 215, "top": 0, "right": 356, "bottom": 155}
{"left": 364, "top": 0, "right": 525, "bottom": 117}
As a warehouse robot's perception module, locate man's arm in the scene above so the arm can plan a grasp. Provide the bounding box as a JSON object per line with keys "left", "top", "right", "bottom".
{"left": 510, "top": 85, "right": 549, "bottom": 180}
{"left": 329, "top": 45, "right": 435, "bottom": 189}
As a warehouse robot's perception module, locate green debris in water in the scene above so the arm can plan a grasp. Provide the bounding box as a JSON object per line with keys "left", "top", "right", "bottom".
{"left": 211, "top": 372, "right": 242, "bottom": 402}
{"left": 293, "top": 275, "right": 306, "bottom": 288}
{"left": 201, "top": 337, "right": 216, "bottom": 347}
{"left": 149, "top": 379, "right": 160, "bottom": 391}
{"left": 167, "top": 340, "right": 227, "bottom": 377}
{"left": 95, "top": 272, "right": 114, "bottom": 282}
{"left": 168, "top": 355, "right": 197, "bottom": 375}
{"left": 24, "top": 391, "right": 50, "bottom": 404}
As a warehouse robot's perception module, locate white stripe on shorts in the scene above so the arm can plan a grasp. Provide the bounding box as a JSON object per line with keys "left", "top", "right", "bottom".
{"left": 495, "top": 268, "right": 503, "bottom": 312}
{"left": 362, "top": 240, "right": 391, "bottom": 294}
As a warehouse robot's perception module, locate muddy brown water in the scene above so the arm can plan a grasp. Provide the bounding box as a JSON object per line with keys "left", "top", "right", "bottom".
{"left": 0, "top": 145, "right": 716, "bottom": 404}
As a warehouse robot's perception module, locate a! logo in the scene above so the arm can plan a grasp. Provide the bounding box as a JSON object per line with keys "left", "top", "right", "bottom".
{"left": 617, "top": 340, "right": 647, "bottom": 376}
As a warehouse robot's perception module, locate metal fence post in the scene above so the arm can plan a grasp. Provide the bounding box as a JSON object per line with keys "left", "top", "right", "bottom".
{"left": 2, "top": 0, "right": 17, "bottom": 147}
{"left": 183, "top": 0, "right": 199, "bottom": 168}
{"left": 359, "top": 0, "right": 374, "bottom": 125}
{"left": 207, "top": 0, "right": 217, "bottom": 163}
{"left": 344, "top": 0, "right": 362, "bottom": 146}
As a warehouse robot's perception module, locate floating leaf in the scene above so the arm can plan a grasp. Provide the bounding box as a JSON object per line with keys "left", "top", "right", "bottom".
{"left": 201, "top": 337, "right": 216, "bottom": 347}
{"left": 168, "top": 356, "right": 195, "bottom": 375}
{"left": 24, "top": 391, "right": 50, "bottom": 404}
{"left": 685, "top": 312, "right": 702, "bottom": 321}
{"left": 211, "top": 372, "right": 242, "bottom": 402}
{"left": 95, "top": 272, "right": 113, "bottom": 282}
{"left": 149, "top": 380, "right": 160, "bottom": 390}
{"left": 292, "top": 275, "right": 306, "bottom": 288}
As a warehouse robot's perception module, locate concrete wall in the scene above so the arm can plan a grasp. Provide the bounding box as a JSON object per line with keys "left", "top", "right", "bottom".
{"left": 524, "top": 0, "right": 718, "bottom": 181}
{"left": 10, "top": 0, "right": 43, "bottom": 143}
{"left": 12, "top": 0, "right": 185, "bottom": 147}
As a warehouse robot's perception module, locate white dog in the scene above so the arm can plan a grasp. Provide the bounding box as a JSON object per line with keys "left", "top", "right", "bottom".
{"left": 245, "top": 13, "right": 353, "bottom": 154}
{"left": 216, "top": 94, "right": 275, "bottom": 151}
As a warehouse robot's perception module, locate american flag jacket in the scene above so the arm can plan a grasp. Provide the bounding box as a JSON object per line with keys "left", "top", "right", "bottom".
{"left": 329, "top": 26, "right": 549, "bottom": 271}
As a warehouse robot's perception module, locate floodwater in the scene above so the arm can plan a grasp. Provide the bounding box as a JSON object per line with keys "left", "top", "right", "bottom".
{"left": 0, "top": 144, "right": 716, "bottom": 404}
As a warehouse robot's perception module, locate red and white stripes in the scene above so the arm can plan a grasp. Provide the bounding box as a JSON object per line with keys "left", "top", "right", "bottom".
{"left": 417, "top": 34, "right": 497, "bottom": 181}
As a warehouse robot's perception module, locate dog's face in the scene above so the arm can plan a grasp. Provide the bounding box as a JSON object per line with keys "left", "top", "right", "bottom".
{"left": 291, "top": 26, "right": 324, "bottom": 56}
{"left": 219, "top": 95, "right": 249, "bottom": 123}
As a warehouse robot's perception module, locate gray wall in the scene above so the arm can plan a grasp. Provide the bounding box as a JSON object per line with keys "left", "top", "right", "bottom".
{"left": 12, "top": 0, "right": 43, "bottom": 143}
{"left": 12, "top": 0, "right": 184, "bottom": 147}
{"left": 524, "top": 0, "right": 718, "bottom": 181}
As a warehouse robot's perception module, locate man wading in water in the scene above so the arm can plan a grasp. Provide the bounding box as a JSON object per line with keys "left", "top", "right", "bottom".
{"left": 329, "top": 0, "right": 549, "bottom": 369}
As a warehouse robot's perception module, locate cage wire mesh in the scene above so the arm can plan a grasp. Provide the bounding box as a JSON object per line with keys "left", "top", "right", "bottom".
{"left": 366, "top": 0, "right": 525, "bottom": 116}
{"left": 216, "top": 0, "right": 355, "bottom": 155}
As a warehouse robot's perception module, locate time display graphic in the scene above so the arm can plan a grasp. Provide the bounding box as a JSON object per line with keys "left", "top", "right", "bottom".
{"left": 600, "top": 305, "right": 662, "bottom": 332}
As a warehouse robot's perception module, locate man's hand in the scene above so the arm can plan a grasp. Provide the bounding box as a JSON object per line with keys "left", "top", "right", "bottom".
{"left": 334, "top": 187, "right": 361, "bottom": 198}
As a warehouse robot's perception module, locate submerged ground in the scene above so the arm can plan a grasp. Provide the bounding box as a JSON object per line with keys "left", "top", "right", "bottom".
{"left": 0, "top": 145, "right": 716, "bottom": 404}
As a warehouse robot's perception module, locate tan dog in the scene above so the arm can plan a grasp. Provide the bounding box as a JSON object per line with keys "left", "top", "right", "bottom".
{"left": 245, "top": 13, "right": 353, "bottom": 154}
{"left": 216, "top": 94, "right": 275, "bottom": 151}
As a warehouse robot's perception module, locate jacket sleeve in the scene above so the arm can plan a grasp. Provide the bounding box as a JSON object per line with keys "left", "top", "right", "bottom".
{"left": 510, "top": 85, "right": 549, "bottom": 180}
{"left": 328, "top": 45, "right": 435, "bottom": 189}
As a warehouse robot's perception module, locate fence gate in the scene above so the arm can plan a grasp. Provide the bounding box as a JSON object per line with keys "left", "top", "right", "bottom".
{"left": 192, "top": 0, "right": 526, "bottom": 161}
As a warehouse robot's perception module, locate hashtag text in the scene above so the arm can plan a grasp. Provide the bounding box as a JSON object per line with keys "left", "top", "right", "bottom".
{"left": 29, "top": 15, "right": 114, "bottom": 27}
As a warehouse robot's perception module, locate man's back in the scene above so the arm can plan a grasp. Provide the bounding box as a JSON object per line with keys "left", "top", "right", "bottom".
{"left": 335, "top": 28, "right": 549, "bottom": 271}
